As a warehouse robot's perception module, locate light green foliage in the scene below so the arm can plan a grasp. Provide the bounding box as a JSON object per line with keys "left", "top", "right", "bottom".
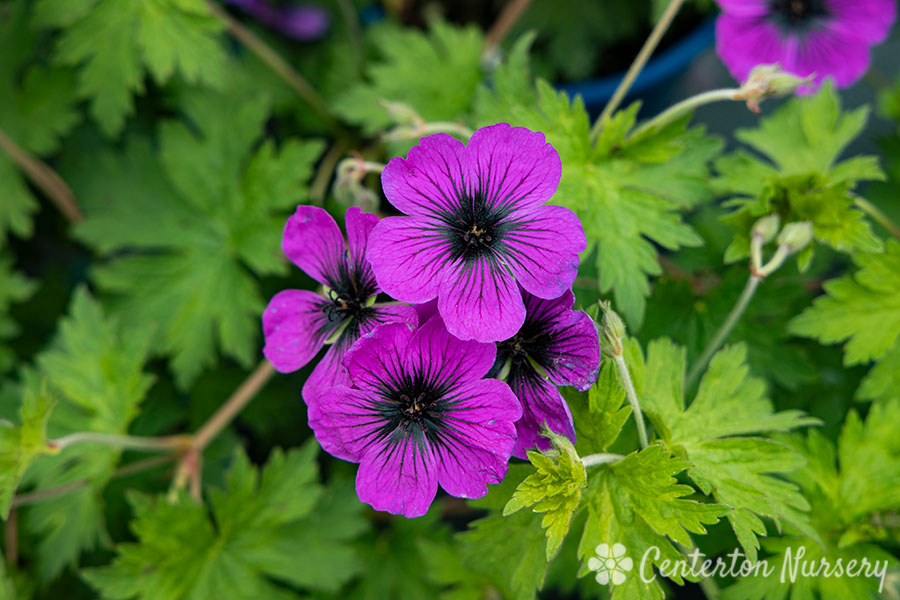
{"left": 566, "top": 356, "right": 632, "bottom": 456}
{"left": 83, "top": 442, "right": 366, "bottom": 599}
{"left": 790, "top": 241, "right": 900, "bottom": 398}
{"left": 633, "top": 338, "right": 818, "bottom": 561}
{"left": 0, "top": 0, "right": 80, "bottom": 247}
{"left": 0, "top": 384, "right": 55, "bottom": 519}
{"left": 22, "top": 287, "right": 154, "bottom": 580}
{"left": 504, "top": 431, "right": 588, "bottom": 560}
{"left": 35, "top": 0, "right": 227, "bottom": 136}
{"left": 333, "top": 20, "right": 483, "bottom": 134}
{"left": 724, "top": 399, "right": 900, "bottom": 599}
{"left": 477, "top": 77, "right": 721, "bottom": 327}
{"left": 0, "top": 258, "right": 36, "bottom": 372}
{"left": 578, "top": 446, "right": 727, "bottom": 600}
{"left": 69, "top": 89, "right": 324, "bottom": 388}
{"left": 715, "top": 83, "right": 884, "bottom": 267}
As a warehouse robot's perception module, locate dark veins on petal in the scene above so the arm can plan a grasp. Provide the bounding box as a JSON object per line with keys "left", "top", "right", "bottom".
{"left": 441, "top": 189, "right": 513, "bottom": 265}
{"left": 316, "top": 246, "right": 379, "bottom": 340}
{"left": 489, "top": 307, "right": 555, "bottom": 380}
{"left": 770, "top": 0, "right": 829, "bottom": 29}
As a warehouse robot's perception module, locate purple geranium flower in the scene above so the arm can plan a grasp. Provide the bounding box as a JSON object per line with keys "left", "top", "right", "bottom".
{"left": 227, "top": 0, "right": 330, "bottom": 41}
{"left": 715, "top": 0, "right": 896, "bottom": 90}
{"left": 367, "top": 123, "right": 587, "bottom": 343}
{"left": 307, "top": 316, "right": 521, "bottom": 517}
{"left": 262, "top": 205, "right": 416, "bottom": 398}
{"left": 489, "top": 289, "right": 600, "bottom": 458}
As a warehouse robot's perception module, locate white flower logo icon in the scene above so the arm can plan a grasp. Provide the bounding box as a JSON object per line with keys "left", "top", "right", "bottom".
{"left": 588, "top": 543, "right": 633, "bottom": 585}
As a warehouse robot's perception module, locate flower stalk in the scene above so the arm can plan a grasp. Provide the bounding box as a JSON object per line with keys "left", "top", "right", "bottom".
{"left": 592, "top": 0, "right": 686, "bottom": 140}
{"left": 599, "top": 301, "right": 649, "bottom": 449}
{"left": 581, "top": 452, "right": 625, "bottom": 468}
{"left": 49, "top": 432, "right": 191, "bottom": 453}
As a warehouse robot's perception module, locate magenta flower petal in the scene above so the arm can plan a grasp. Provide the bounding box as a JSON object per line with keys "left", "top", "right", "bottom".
{"left": 510, "top": 373, "right": 576, "bottom": 458}
{"left": 370, "top": 124, "right": 585, "bottom": 342}
{"left": 281, "top": 205, "right": 345, "bottom": 287}
{"left": 381, "top": 133, "right": 468, "bottom": 219}
{"left": 490, "top": 288, "right": 600, "bottom": 457}
{"left": 433, "top": 379, "right": 520, "bottom": 498}
{"left": 345, "top": 206, "right": 379, "bottom": 274}
{"left": 308, "top": 318, "right": 520, "bottom": 517}
{"left": 302, "top": 334, "right": 353, "bottom": 399}
{"left": 262, "top": 289, "right": 332, "bottom": 373}
{"left": 437, "top": 257, "right": 525, "bottom": 342}
{"left": 359, "top": 304, "right": 419, "bottom": 336}
{"left": 503, "top": 204, "right": 587, "bottom": 300}
{"left": 356, "top": 435, "right": 438, "bottom": 518}
{"left": 365, "top": 216, "right": 449, "bottom": 304}
{"left": 403, "top": 313, "right": 497, "bottom": 385}
{"left": 714, "top": 0, "right": 896, "bottom": 90}
{"left": 464, "top": 124, "right": 561, "bottom": 214}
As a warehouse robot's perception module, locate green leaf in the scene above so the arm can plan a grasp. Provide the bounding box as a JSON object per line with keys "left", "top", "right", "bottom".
{"left": 83, "top": 442, "right": 366, "bottom": 600}
{"left": 0, "top": 384, "right": 55, "bottom": 519}
{"left": 457, "top": 464, "right": 551, "bottom": 600}
{"left": 22, "top": 287, "right": 154, "bottom": 580}
{"left": 566, "top": 357, "right": 632, "bottom": 456}
{"left": 857, "top": 339, "right": 900, "bottom": 402}
{"left": 634, "top": 339, "right": 818, "bottom": 561}
{"left": 0, "top": 0, "right": 81, "bottom": 247}
{"left": 35, "top": 0, "right": 227, "bottom": 136}
{"left": 789, "top": 239, "right": 900, "bottom": 366}
{"left": 714, "top": 83, "right": 884, "bottom": 264}
{"left": 67, "top": 89, "right": 324, "bottom": 388}
{"left": 333, "top": 19, "right": 483, "bottom": 135}
{"left": 724, "top": 400, "right": 900, "bottom": 599}
{"left": 504, "top": 431, "right": 588, "bottom": 561}
{"left": 477, "top": 78, "right": 721, "bottom": 327}
{"left": 578, "top": 445, "right": 727, "bottom": 600}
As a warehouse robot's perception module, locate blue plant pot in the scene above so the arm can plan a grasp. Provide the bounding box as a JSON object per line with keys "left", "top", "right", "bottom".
{"left": 556, "top": 18, "right": 716, "bottom": 109}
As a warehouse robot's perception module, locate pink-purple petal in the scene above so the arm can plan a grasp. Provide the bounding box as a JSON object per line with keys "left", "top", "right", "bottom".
{"left": 262, "top": 289, "right": 332, "bottom": 373}
{"left": 281, "top": 205, "right": 345, "bottom": 287}
{"left": 344, "top": 206, "right": 380, "bottom": 277}
{"left": 342, "top": 321, "right": 413, "bottom": 393}
{"left": 437, "top": 257, "right": 525, "bottom": 342}
{"left": 510, "top": 372, "right": 576, "bottom": 459}
{"left": 301, "top": 335, "right": 354, "bottom": 401}
{"left": 502, "top": 204, "right": 586, "bottom": 300}
{"left": 382, "top": 133, "right": 467, "bottom": 218}
{"left": 366, "top": 216, "right": 451, "bottom": 304}
{"left": 307, "top": 385, "right": 380, "bottom": 462}
{"left": 356, "top": 436, "right": 438, "bottom": 518}
{"left": 464, "top": 123, "right": 562, "bottom": 214}
{"left": 433, "top": 378, "right": 521, "bottom": 499}
{"left": 358, "top": 303, "right": 419, "bottom": 336}
{"left": 403, "top": 315, "right": 497, "bottom": 387}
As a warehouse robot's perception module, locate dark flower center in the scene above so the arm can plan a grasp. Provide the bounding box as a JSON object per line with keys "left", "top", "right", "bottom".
{"left": 444, "top": 192, "right": 508, "bottom": 264}
{"left": 492, "top": 319, "right": 554, "bottom": 379}
{"left": 320, "top": 251, "right": 379, "bottom": 333}
{"left": 771, "top": 0, "right": 828, "bottom": 28}
{"left": 373, "top": 377, "right": 452, "bottom": 446}
{"left": 323, "top": 289, "right": 369, "bottom": 324}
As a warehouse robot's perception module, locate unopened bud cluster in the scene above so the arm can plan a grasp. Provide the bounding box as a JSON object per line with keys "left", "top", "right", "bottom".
{"left": 598, "top": 300, "right": 626, "bottom": 357}
{"left": 737, "top": 64, "right": 815, "bottom": 113}
{"left": 750, "top": 215, "right": 813, "bottom": 278}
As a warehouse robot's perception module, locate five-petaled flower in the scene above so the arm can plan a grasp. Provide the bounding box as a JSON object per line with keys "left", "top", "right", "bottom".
{"left": 489, "top": 289, "right": 600, "bottom": 458}
{"left": 366, "top": 123, "right": 587, "bottom": 343}
{"left": 307, "top": 316, "right": 521, "bottom": 517}
{"left": 588, "top": 543, "right": 633, "bottom": 586}
{"left": 715, "top": 0, "right": 896, "bottom": 91}
{"left": 262, "top": 205, "right": 416, "bottom": 399}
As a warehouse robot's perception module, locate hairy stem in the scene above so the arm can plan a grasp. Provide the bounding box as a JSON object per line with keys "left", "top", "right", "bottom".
{"left": 192, "top": 360, "right": 276, "bottom": 452}
{"left": 592, "top": 0, "right": 686, "bottom": 139}
{"left": 0, "top": 128, "right": 82, "bottom": 223}
{"left": 483, "top": 0, "right": 533, "bottom": 52}
{"left": 207, "top": 1, "right": 341, "bottom": 135}
{"left": 310, "top": 141, "right": 349, "bottom": 204}
{"left": 613, "top": 354, "right": 649, "bottom": 449}
{"left": 629, "top": 88, "right": 742, "bottom": 139}
{"left": 581, "top": 453, "right": 625, "bottom": 467}
{"left": 686, "top": 274, "right": 761, "bottom": 388}
{"left": 854, "top": 195, "right": 900, "bottom": 241}
{"left": 10, "top": 455, "right": 174, "bottom": 509}
{"left": 50, "top": 432, "right": 190, "bottom": 453}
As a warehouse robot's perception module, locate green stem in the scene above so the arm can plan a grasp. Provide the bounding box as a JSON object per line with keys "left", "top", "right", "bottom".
{"left": 581, "top": 453, "right": 625, "bottom": 467}
{"left": 591, "top": 0, "right": 686, "bottom": 141}
{"left": 50, "top": 432, "right": 189, "bottom": 453}
{"left": 613, "top": 354, "right": 649, "bottom": 449}
{"left": 853, "top": 195, "right": 900, "bottom": 241}
{"left": 629, "top": 88, "right": 742, "bottom": 139}
{"left": 206, "top": 1, "right": 343, "bottom": 136}
{"left": 686, "top": 274, "right": 761, "bottom": 388}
